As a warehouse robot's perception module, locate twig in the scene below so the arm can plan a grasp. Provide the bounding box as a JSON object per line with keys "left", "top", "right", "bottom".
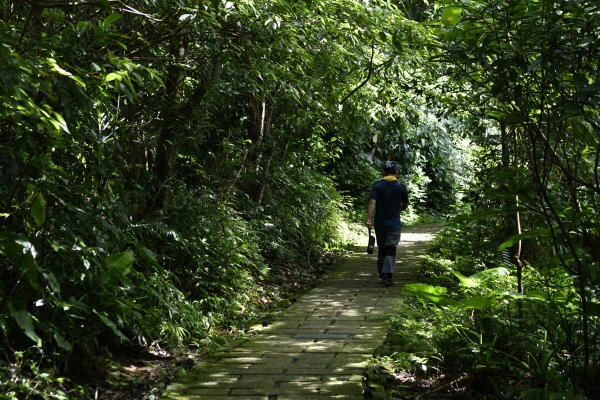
{"left": 424, "top": 374, "right": 471, "bottom": 396}
{"left": 23, "top": 0, "right": 162, "bottom": 22}
{"left": 24, "top": 0, "right": 119, "bottom": 7}
{"left": 118, "top": 3, "right": 161, "bottom": 22}
{"left": 339, "top": 44, "right": 375, "bottom": 105}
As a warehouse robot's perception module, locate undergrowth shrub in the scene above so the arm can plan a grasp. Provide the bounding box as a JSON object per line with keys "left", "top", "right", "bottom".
{"left": 131, "top": 182, "right": 268, "bottom": 333}
{"left": 0, "top": 185, "right": 172, "bottom": 396}
{"left": 331, "top": 155, "right": 380, "bottom": 215}
{"left": 0, "top": 178, "right": 269, "bottom": 397}
{"left": 1, "top": 145, "right": 353, "bottom": 398}
{"left": 372, "top": 222, "right": 593, "bottom": 398}
{"left": 253, "top": 165, "right": 344, "bottom": 266}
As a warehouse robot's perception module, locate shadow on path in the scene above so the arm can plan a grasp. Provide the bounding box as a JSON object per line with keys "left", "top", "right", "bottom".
{"left": 162, "top": 224, "right": 441, "bottom": 400}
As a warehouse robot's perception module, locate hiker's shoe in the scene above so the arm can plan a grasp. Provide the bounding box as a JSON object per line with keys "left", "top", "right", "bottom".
{"left": 382, "top": 273, "right": 393, "bottom": 286}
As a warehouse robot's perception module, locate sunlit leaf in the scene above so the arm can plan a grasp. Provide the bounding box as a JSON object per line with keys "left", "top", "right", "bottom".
{"left": 525, "top": 290, "right": 549, "bottom": 301}
{"left": 48, "top": 58, "right": 87, "bottom": 89}
{"left": 471, "top": 267, "right": 510, "bottom": 282}
{"left": 453, "top": 270, "right": 478, "bottom": 288}
{"left": 106, "top": 249, "right": 135, "bottom": 277}
{"left": 458, "top": 296, "right": 497, "bottom": 309}
{"left": 405, "top": 283, "right": 457, "bottom": 305}
{"left": 105, "top": 72, "right": 122, "bottom": 82}
{"left": 441, "top": 6, "right": 462, "bottom": 26}
{"left": 30, "top": 192, "right": 46, "bottom": 227}
{"left": 47, "top": 58, "right": 72, "bottom": 76}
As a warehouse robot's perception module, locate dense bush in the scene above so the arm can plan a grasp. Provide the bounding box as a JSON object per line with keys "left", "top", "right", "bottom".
{"left": 370, "top": 219, "right": 596, "bottom": 398}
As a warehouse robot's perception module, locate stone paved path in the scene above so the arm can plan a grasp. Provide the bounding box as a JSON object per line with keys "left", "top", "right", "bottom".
{"left": 162, "top": 224, "right": 439, "bottom": 400}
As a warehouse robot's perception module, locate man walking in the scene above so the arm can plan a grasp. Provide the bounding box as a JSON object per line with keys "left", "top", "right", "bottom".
{"left": 366, "top": 161, "right": 409, "bottom": 286}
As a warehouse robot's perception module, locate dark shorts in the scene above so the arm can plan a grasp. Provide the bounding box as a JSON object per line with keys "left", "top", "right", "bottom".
{"left": 375, "top": 230, "right": 401, "bottom": 274}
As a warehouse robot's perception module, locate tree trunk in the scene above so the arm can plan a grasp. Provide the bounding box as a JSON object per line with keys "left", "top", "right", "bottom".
{"left": 512, "top": 126, "right": 523, "bottom": 294}
{"left": 500, "top": 122, "right": 523, "bottom": 294}
{"left": 152, "top": 61, "right": 181, "bottom": 210}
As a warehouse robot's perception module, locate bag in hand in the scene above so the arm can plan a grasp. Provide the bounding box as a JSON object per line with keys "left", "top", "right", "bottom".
{"left": 367, "top": 228, "right": 375, "bottom": 254}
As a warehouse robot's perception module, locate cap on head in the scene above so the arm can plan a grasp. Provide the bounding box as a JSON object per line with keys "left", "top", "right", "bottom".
{"left": 382, "top": 161, "right": 397, "bottom": 175}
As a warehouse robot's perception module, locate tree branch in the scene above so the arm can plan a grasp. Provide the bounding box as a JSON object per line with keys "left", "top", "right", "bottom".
{"left": 24, "top": 0, "right": 119, "bottom": 7}
{"left": 23, "top": 0, "right": 160, "bottom": 21}
{"left": 339, "top": 44, "right": 375, "bottom": 106}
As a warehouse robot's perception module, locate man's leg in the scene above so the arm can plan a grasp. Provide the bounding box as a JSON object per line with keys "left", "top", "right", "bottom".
{"left": 375, "top": 230, "right": 386, "bottom": 279}
{"left": 381, "top": 231, "right": 401, "bottom": 285}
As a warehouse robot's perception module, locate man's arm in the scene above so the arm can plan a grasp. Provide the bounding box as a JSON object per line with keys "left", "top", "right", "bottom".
{"left": 366, "top": 198, "right": 376, "bottom": 229}
{"left": 401, "top": 186, "right": 409, "bottom": 210}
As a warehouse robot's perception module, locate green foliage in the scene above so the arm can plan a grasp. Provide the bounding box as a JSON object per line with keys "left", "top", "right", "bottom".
{"left": 130, "top": 183, "right": 269, "bottom": 334}
{"left": 431, "top": 0, "right": 600, "bottom": 394}
{"left": 375, "top": 221, "right": 596, "bottom": 397}
{"left": 259, "top": 166, "right": 344, "bottom": 260}
{"left": 5, "top": 0, "right": 597, "bottom": 397}
{"left": 5, "top": 2, "right": 430, "bottom": 396}
{"left": 331, "top": 155, "right": 380, "bottom": 215}
{"left": 1, "top": 349, "right": 84, "bottom": 400}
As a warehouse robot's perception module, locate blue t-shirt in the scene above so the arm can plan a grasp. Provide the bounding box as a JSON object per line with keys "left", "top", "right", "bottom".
{"left": 369, "top": 178, "right": 409, "bottom": 231}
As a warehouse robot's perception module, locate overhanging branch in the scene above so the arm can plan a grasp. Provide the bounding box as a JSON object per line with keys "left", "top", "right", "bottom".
{"left": 339, "top": 44, "right": 375, "bottom": 106}
{"left": 23, "top": 0, "right": 160, "bottom": 21}
{"left": 24, "top": 0, "right": 119, "bottom": 7}
{"left": 339, "top": 45, "right": 395, "bottom": 106}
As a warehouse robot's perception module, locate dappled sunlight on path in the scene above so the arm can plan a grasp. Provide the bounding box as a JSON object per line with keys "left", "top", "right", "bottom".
{"left": 162, "top": 224, "right": 440, "bottom": 399}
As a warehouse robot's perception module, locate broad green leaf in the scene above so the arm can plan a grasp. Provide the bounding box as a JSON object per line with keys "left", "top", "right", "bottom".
{"left": 30, "top": 192, "right": 46, "bottom": 227}
{"left": 10, "top": 306, "right": 42, "bottom": 346}
{"left": 48, "top": 110, "right": 70, "bottom": 134}
{"left": 458, "top": 296, "right": 497, "bottom": 310}
{"left": 105, "top": 72, "right": 123, "bottom": 82}
{"left": 94, "top": 311, "right": 129, "bottom": 341}
{"left": 69, "top": 75, "right": 87, "bottom": 89}
{"left": 47, "top": 58, "right": 86, "bottom": 89}
{"left": 136, "top": 246, "right": 161, "bottom": 268}
{"left": 43, "top": 272, "right": 61, "bottom": 294}
{"left": 525, "top": 290, "right": 549, "bottom": 301}
{"left": 106, "top": 249, "right": 135, "bottom": 277}
{"left": 453, "top": 270, "right": 478, "bottom": 288}
{"left": 12, "top": 239, "right": 41, "bottom": 289}
{"left": 498, "top": 228, "right": 549, "bottom": 251}
{"left": 103, "top": 12, "right": 122, "bottom": 27}
{"left": 22, "top": 252, "right": 41, "bottom": 290}
{"left": 441, "top": 6, "right": 462, "bottom": 26}
{"left": 470, "top": 267, "right": 510, "bottom": 282}
{"left": 76, "top": 20, "right": 88, "bottom": 31}
{"left": 404, "top": 283, "right": 456, "bottom": 305}
{"left": 53, "top": 332, "right": 73, "bottom": 351}
{"left": 454, "top": 267, "right": 509, "bottom": 288}
{"left": 47, "top": 58, "right": 72, "bottom": 76}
